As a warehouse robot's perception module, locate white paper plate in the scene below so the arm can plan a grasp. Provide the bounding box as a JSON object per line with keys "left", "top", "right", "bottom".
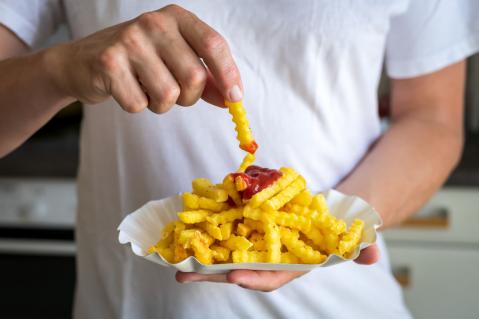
{"left": 118, "top": 189, "right": 382, "bottom": 274}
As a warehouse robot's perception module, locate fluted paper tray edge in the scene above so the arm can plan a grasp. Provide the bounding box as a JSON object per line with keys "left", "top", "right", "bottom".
{"left": 118, "top": 189, "right": 382, "bottom": 274}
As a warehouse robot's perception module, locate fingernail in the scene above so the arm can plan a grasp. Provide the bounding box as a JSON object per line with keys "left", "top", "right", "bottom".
{"left": 181, "top": 280, "right": 192, "bottom": 284}
{"left": 228, "top": 85, "right": 243, "bottom": 102}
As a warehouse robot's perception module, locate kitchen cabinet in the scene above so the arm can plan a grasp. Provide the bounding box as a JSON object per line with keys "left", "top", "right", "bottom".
{"left": 384, "top": 187, "right": 479, "bottom": 319}
{"left": 0, "top": 178, "right": 76, "bottom": 319}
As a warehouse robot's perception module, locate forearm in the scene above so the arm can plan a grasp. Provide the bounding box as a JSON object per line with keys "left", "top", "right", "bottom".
{"left": 0, "top": 49, "right": 74, "bottom": 157}
{"left": 336, "top": 115, "right": 463, "bottom": 228}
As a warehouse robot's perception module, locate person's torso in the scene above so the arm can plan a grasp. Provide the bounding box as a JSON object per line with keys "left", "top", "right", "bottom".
{"left": 64, "top": 1, "right": 412, "bottom": 318}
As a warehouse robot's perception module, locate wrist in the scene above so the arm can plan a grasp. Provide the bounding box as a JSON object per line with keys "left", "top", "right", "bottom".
{"left": 39, "top": 44, "right": 76, "bottom": 109}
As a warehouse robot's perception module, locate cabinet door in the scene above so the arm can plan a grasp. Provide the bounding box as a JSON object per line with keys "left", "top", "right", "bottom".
{"left": 384, "top": 188, "right": 479, "bottom": 244}
{"left": 388, "top": 245, "right": 479, "bottom": 319}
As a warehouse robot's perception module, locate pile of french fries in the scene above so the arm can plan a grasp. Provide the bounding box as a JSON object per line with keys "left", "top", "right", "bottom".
{"left": 148, "top": 100, "right": 364, "bottom": 264}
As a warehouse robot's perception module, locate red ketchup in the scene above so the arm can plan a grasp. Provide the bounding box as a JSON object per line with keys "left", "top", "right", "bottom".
{"left": 231, "top": 165, "right": 282, "bottom": 200}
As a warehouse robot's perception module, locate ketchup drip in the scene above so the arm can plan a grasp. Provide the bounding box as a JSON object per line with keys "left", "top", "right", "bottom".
{"left": 231, "top": 165, "right": 282, "bottom": 200}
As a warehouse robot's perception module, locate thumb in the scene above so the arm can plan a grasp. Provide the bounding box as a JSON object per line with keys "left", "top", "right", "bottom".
{"left": 201, "top": 69, "right": 243, "bottom": 108}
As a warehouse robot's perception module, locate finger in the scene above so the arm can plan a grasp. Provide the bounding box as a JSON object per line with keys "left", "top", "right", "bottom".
{"left": 156, "top": 32, "right": 208, "bottom": 106}
{"left": 178, "top": 13, "right": 243, "bottom": 102}
{"left": 227, "top": 270, "right": 305, "bottom": 292}
{"left": 132, "top": 54, "right": 180, "bottom": 114}
{"left": 201, "top": 70, "right": 227, "bottom": 107}
{"left": 99, "top": 47, "right": 148, "bottom": 113}
{"left": 354, "top": 244, "right": 380, "bottom": 265}
{"left": 120, "top": 26, "right": 180, "bottom": 114}
{"left": 176, "top": 271, "right": 228, "bottom": 283}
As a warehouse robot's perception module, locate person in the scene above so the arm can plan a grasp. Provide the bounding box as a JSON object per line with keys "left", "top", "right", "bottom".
{"left": 0, "top": 1, "right": 477, "bottom": 318}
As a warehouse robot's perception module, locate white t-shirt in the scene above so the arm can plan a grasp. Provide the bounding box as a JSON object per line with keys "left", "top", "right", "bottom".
{"left": 1, "top": 1, "right": 478, "bottom": 318}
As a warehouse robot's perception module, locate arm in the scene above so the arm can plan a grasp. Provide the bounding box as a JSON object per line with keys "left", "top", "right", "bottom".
{"left": 0, "top": 25, "right": 75, "bottom": 157}
{"left": 178, "top": 61, "right": 465, "bottom": 290}
{"left": 336, "top": 61, "right": 464, "bottom": 228}
{"left": 0, "top": 5, "right": 243, "bottom": 158}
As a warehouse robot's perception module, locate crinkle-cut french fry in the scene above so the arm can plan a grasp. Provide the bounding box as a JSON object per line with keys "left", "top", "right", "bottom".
{"left": 199, "top": 197, "right": 230, "bottom": 211}
{"left": 178, "top": 229, "right": 214, "bottom": 247}
{"left": 324, "top": 232, "right": 339, "bottom": 254}
{"left": 160, "top": 222, "right": 176, "bottom": 239}
{"left": 178, "top": 229, "right": 201, "bottom": 248}
{"left": 249, "top": 232, "right": 267, "bottom": 251}
{"left": 262, "top": 176, "right": 306, "bottom": 211}
{"left": 178, "top": 210, "right": 211, "bottom": 224}
{"left": 243, "top": 205, "right": 264, "bottom": 221}
{"left": 237, "top": 223, "right": 252, "bottom": 237}
{"left": 274, "top": 210, "right": 311, "bottom": 233}
{"left": 280, "top": 227, "right": 326, "bottom": 264}
{"left": 198, "top": 222, "right": 223, "bottom": 240}
{"left": 182, "top": 192, "right": 230, "bottom": 212}
{"left": 248, "top": 167, "right": 298, "bottom": 208}
{"left": 206, "top": 208, "right": 243, "bottom": 226}
{"left": 147, "top": 246, "right": 156, "bottom": 255}
{"left": 220, "top": 235, "right": 252, "bottom": 251}
{"left": 220, "top": 222, "right": 233, "bottom": 240}
{"left": 171, "top": 221, "right": 188, "bottom": 263}
{"left": 211, "top": 245, "right": 230, "bottom": 262}
{"left": 244, "top": 218, "right": 264, "bottom": 233}
{"left": 149, "top": 232, "right": 174, "bottom": 262}
{"left": 173, "top": 243, "right": 189, "bottom": 263}
{"left": 335, "top": 220, "right": 347, "bottom": 234}
{"left": 182, "top": 192, "right": 199, "bottom": 210}
{"left": 264, "top": 222, "right": 281, "bottom": 263}
{"left": 285, "top": 204, "right": 312, "bottom": 216}
{"left": 338, "top": 219, "right": 364, "bottom": 256}
{"left": 309, "top": 210, "right": 347, "bottom": 235}
{"left": 150, "top": 232, "right": 173, "bottom": 252}
{"left": 192, "top": 178, "right": 228, "bottom": 202}
{"left": 302, "top": 227, "right": 324, "bottom": 248}
{"left": 310, "top": 193, "right": 329, "bottom": 214}
{"left": 157, "top": 247, "right": 175, "bottom": 263}
{"left": 299, "top": 233, "right": 318, "bottom": 250}
{"left": 280, "top": 252, "right": 300, "bottom": 264}
{"left": 222, "top": 175, "right": 242, "bottom": 206}
{"left": 232, "top": 250, "right": 267, "bottom": 263}
{"left": 173, "top": 221, "right": 186, "bottom": 235}
{"left": 238, "top": 153, "right": 255, "bottom": 172}
{"left": 172, "top": 221, "right": 186, "bottom": 245}
{"left": 234, "top": 175, "right": 248, "bottom": 191}
{"left": 290, "top": 189, "right": 313, "bottom": 207}
{"left": 148, "top": 229, "right": 175, "bottom": 263}
{"left": 191, "top": 237, "right": 213, "bottom": 265}
{"left": 225, "top": 100, "right": 258, "bottom": 154}
{"left": 247, "top": 208, "right": 311, "bottom": 233}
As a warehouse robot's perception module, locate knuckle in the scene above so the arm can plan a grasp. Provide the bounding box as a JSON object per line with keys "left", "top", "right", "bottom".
{"left": 203, "top": 32, "right": 227, "bottom": 55}
{"left": 161, "top": 4, "right": 185, "bottom": 15}
{"left": 137, "top": 11, "right": 157, "bottom": 27}
{"left": 162, "top": 85, "right": 181, "bottom": 104}
{"left": 119, "top": 26, "right": 144, "bottom": 51}
{"left": 98, "top": 47, "right": 121, "bottom": 72}
{"left": 150, "top": 85, "right": 180, "bottom": 114}
{"left": 184, "top": 66, "right": 207, "bottom": 89}
{"left": 137, "top": 11, "right": 169, "bottom": 33}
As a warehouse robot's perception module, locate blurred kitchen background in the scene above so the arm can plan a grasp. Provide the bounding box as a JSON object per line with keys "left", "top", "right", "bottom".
{"left": 1, "top": 27, "right": 479, "bottom": 319}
